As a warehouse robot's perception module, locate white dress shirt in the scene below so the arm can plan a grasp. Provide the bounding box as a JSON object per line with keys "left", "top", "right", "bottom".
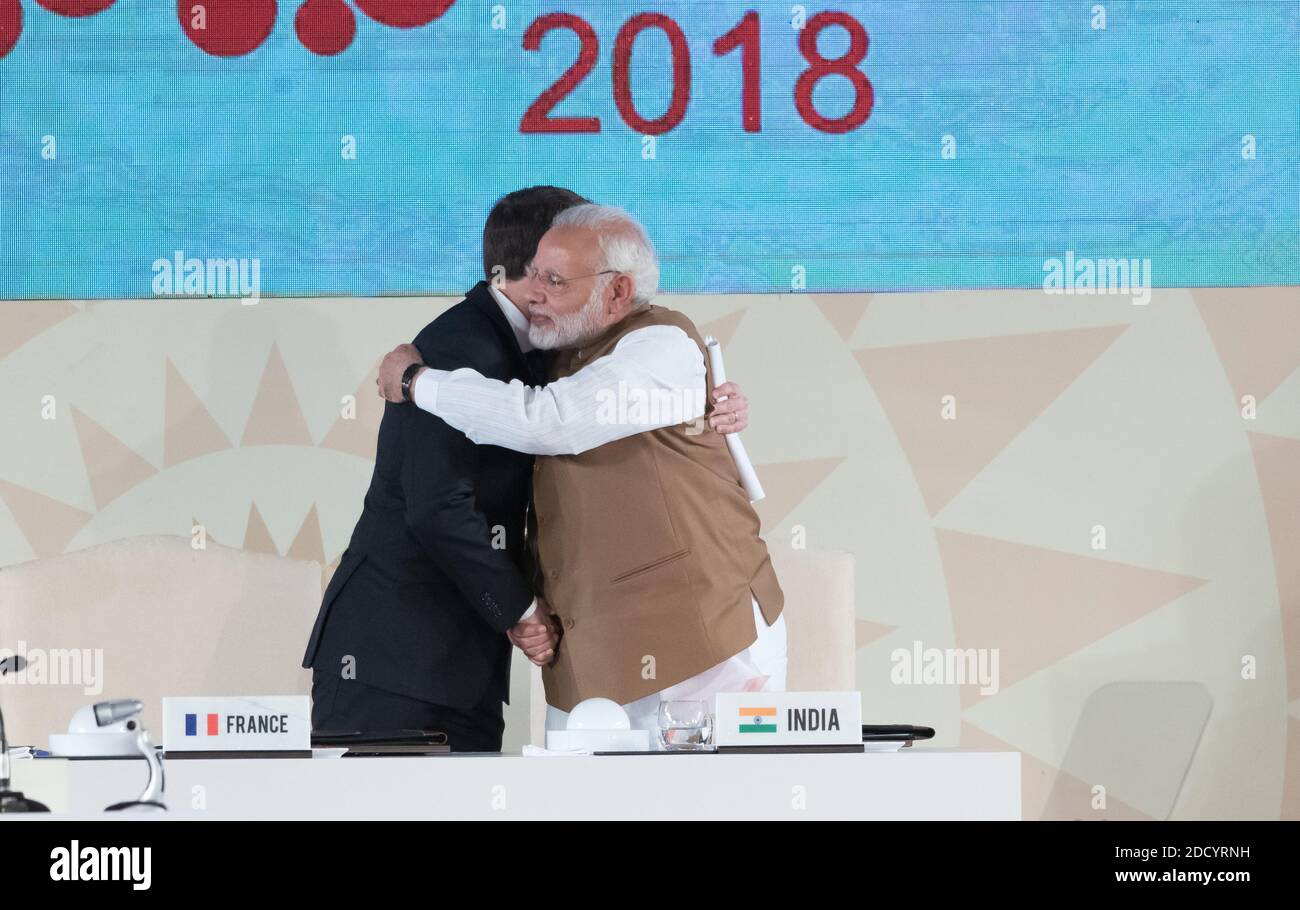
{"left": 488, "top": 283, "right": 534, "bottom": 353}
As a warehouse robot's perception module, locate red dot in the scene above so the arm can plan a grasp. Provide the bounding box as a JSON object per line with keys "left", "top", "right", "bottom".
{"left": 296, "top": 0, "right": 355, "bottom": 56}
{"left": 0, "top": 0, "right": 20, "bottom": 58}
{"left": 353, "top": 0, "right": 453, "bottom": 29}
{"left": 178, "top": 0, "right": 278, "bottom": 57}
{"left": 36, "top": 0, "right": 118, "bottom": 15}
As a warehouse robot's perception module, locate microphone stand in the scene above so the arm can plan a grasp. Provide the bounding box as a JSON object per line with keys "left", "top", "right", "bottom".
{"left": 105, "top": 727, "right": 166, "bottom": 812}
{"left": 0, "top": 655, "right": 49, "bottom": 812}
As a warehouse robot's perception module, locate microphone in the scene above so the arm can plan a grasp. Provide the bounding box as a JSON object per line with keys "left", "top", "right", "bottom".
{"left": 94, "top": 699, "right": 145, "bottom": 728}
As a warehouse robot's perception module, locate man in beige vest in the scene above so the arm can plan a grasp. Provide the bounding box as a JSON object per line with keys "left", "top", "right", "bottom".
{"left": 378, "top": 204, "right": 785, "bottom": 738}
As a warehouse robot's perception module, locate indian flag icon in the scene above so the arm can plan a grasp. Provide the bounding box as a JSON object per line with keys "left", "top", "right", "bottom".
{"left": 739, "top": 707, "right": 777, "bottom": 733}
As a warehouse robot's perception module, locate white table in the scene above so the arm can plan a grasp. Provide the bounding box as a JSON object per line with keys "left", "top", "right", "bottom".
{"left": 8, "top": 748, "right": 1019, "bottom": 820}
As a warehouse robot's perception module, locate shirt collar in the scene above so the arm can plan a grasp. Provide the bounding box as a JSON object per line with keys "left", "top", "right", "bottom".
{"left": 488, "top": 283, "right": 534, "bottom": 353}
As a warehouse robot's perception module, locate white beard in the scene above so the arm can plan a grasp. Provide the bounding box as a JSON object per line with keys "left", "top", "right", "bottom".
{"left": 528, "top": 280, "right": 609, "bottom": 350}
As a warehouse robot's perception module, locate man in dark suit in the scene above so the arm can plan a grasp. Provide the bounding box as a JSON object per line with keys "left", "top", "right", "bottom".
{"left": 301, "top": 186, "right": 585, "bottom": 752}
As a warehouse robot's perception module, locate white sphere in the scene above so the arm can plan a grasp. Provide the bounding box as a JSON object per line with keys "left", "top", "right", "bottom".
{"left": 67, "top": 704, "right": 102, "bottom": 734}
{"left": 566, "top": 697, "right": 631, "bottom": 731}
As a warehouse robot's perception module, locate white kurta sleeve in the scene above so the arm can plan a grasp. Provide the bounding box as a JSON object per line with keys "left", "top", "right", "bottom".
{"left": 410, "top": 324, "right": 706, "bottom": 456}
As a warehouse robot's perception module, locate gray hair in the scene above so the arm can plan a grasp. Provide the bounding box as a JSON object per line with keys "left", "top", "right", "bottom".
{"left": 551, "top": 204, "right": 659, "bottom": 306}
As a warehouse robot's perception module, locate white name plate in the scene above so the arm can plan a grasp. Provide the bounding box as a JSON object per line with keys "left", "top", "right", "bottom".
{"left": 162, "top": 695, "right": 311, "bottom": 753}
{"left": 715, "top": 691, "right": 861, "bottom": 747}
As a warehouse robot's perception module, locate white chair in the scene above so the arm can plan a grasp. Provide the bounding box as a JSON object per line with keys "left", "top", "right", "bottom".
{"left": 525, "top": 545, "right": 856, "bottom": 745}
{"left": 0, "top": 535, "right": 321, "bottom": 749}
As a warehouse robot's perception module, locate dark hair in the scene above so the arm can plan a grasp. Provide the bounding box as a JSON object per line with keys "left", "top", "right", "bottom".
{"left": 482, "top": 186, "right": 590, "bottom": 281}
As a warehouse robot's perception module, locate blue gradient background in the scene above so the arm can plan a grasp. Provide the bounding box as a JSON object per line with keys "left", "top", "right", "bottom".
{"left": 0, "top": 0, "right": 1295, "bottom": 299}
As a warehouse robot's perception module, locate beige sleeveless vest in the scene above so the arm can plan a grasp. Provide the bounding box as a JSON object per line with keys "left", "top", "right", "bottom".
{"left": 535, "top": 305, "right": 784, "bottom": 711}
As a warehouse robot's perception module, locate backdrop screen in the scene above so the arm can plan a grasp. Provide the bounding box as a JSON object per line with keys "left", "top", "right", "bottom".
{"left": 0, "top": 0, "right": 1293, "bottom": 299}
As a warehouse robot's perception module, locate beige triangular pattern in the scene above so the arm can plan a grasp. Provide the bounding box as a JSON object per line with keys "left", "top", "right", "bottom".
{"left": 192, "top": 516, "right": 219, "bottom": 548}
{"left": 0, "top": 481, "right": 91, "bottom": 558}
{"left": 1248, "top": 432, "right": 1300, "bottom": 700}
{"left": 753, "top": 457, "right": 845, "bottom": 530}
{"left": 1194, "top": 289, "right": 1300, "bottom": 402}
{"left": 0, "top": 300, "right": 78, "bottom": 360}
{"left": 319, "top": 362, "right": 383, "bottom": 461}
{"left": 960, "top": 722, "right": 1152, "bottom": 820}
{"left": 242, "top": 502, "right": 279, "bottom": 556}
{"left": 164, "top": 360, "right": 232, "bottom": 467}
{"left": 241, "top": 343, "right": 313, "bottom": 447}
{"left": 287, "top": 504, "right": 325, "bottom": 566}
{"left": 70, "top": 406, "right": 158, "bottom": 510}
{"left": 855, "top": 618, "right": 897, "bottom": 649}
{"left": 937, "top": 530, "right": 1206, "bottom": 708}
{"left": 1283, "top": 718, "right": 1300, "bottom": 820}
{"left": 855, "top": 325, "right": 1127, "bottom": 516}
{"left": 812, "top": 293, "right": 871, "bottom": 342}
{"left": 698, "top": 309, "right": 746, "bottom": 350}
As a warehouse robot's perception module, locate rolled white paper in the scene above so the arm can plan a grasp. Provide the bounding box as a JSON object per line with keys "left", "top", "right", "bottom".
{"left": 704, "top": 336, "right": 765, "bottom": 502}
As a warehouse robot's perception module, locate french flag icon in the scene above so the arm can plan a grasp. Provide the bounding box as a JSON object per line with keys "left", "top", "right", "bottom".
{"left": 184, "top": 713, "right": 219, "bottom": 736}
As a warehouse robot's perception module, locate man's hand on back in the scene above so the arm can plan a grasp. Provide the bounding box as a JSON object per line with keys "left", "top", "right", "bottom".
{"left": 377, "top": 343, "right": 425, "bottom": 403}
{"left": 709, "top": 381, "right": 748, "bottom": 433}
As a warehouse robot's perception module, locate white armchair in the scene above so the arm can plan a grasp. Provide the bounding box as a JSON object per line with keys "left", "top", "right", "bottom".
{"left": 0, "top": 535, "right": 321, "bottom": 749}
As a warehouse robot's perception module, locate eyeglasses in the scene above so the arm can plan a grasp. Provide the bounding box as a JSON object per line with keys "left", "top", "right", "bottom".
{"left": 524, "top": 263, "right": 617, "bottom": 292}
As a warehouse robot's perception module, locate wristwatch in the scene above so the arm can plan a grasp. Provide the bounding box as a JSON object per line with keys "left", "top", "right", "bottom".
{"left": 400, "top": 363, "right": 423, "bottom": 403}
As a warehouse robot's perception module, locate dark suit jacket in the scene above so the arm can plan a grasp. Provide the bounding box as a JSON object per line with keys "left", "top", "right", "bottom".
{"left": 302, "top": 281, "right": 540, "bottom": 710}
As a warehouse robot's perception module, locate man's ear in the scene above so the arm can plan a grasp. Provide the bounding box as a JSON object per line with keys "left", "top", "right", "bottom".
{"left": 608, "top": 273, "right": 635, "bottom": 314}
